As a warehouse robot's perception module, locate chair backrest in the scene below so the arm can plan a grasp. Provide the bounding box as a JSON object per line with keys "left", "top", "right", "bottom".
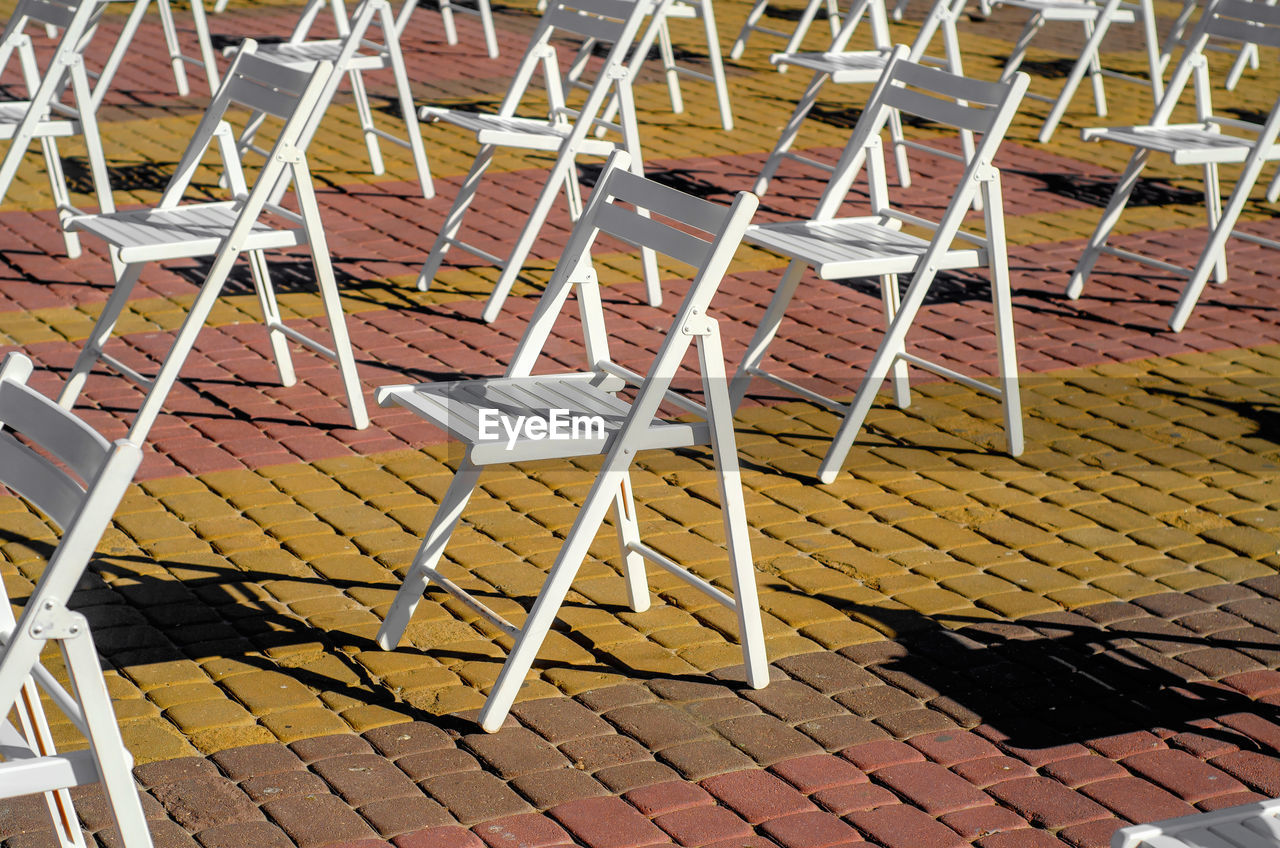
{"left": 158, "top": 42, "right": 332, "bottom": 217}
{"left": 1156, "top": 0, "right": 1280, "bottom": 125}
{"left": 506, "top": 151, "right": 758, "bottom": 412}
{"left": 813, "top": 51, "right": 1027, "bottom": 248}
{"left": 497, "top": 0, "right": 657, "bottom": 133}
{"left": 0, "top": 351, "right": 142, "bottom": 703}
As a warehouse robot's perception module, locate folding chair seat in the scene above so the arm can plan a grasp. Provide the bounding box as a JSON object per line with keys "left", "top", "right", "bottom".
{"left": 753, "top": 0, "right": 970, "bottom": 197}
{"left": 570, "top": 0, "right": 736, "bottom": 131}
{"left": 416, "top": 0, "right": 666, "bottom": 323}
{"left": 232, "top": 0, "right": 433, "bottom": 202}
{"left": 1113, "top": 798, "right": 1280, "bottom": 847}
{"left": 730, "top": 51, "right": 1029, "bottom": 483}
{"left": 991, "top": 0, "right": 1163, "bottom": 141}
{"left": 0, "top": 0, "right": 116, "bottom": 259}
{"left": 376, "top": 150, "right": 768, "bottom": 732}
{"left": 57, "top": 42, "right": 369, "bottom": 443}
{"left": 1067, "top": 0, "right": 1280, "bottom": 331}
{"left": 731, "top": 0, "right": 844, "bottom": 60}
{"left": 0, "top": 351, "right": 152, "bottom": 848}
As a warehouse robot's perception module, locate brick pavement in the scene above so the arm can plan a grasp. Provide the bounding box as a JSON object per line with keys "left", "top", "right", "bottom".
{"left": 0, "top": 0, "right": 1278, "bottom": 846}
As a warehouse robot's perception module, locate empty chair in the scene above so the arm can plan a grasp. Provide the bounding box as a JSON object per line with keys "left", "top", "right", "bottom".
{"left": 731, "top": 0, "right": 844, "bottom": 60}
{"left": 1066, "top": 0, "right": 1280, "bottom": 332}
{"left": 1112, "top": 798, "right": 1280, "bottom": 847}
{"left": 0, "top": 352, "right": 152, "bottom": 848}
{"left": 991, "top": 0, "right": 1162, "bottom": 141}
{"left": 58, "top": 43, "right": 369, "bottom": 442}
{"left": 730, "top": 51, "right": 1029, "bottom": 483}
{"left": 233, "top": 0, "right": 433, "bottom": 201}
{"left": 416, "top": 0, "right": 667, "bottom": 323}
{"left": 375, "top": 151, "right": 767, "bottom": 732}
{"left": 569, "top": 0, "right": 735, "bottom": 131}
{"left": 754, "top": 0, "right": 969, "bottom": 197}
{"left": 0, "top": 0, "right": 115, "bottom": 259}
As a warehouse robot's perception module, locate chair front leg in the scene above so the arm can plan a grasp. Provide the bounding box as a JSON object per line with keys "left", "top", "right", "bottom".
{"left": 418, "top": 144, "right": 497, "bottom": 291}
{"left": 1067, "top": 147, "right": 1149, "bottom": 298}
{"left": 348, "top": 68, "right": 386, "bottom": 175}
{"left": 879, "top": 273, "right": 911, "bottom": 408}
{"left": 245, "top": 249, "right": 298, "bottom": 388}
{"left": 612, "top": 473, "right": 650, "bottom": 613}
{"left": 58, "top": 261, "right": 146, "bottom": 411}
{"left": 729, "top": 260, "right": 807, "bottom": 409}
{"left": 755, "top": 71, "right": 828, "bottom": 196}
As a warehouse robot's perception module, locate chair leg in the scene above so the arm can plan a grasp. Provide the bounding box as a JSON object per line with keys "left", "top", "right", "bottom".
{"left": 698, "top": 324, "right": 769, "bottom": 688}
{"left": 1225, "top": 41, "right": 1256, "bottom": 90}
{"left": 1000, "top": 16, "right": 1043, "bottom": 82}
{"left": 698, "top": 0, "right": 735, "bottom": 131}
{"left": 1037, "top": 11, "right": 1114, "bottom": 142}
{"left": 188, "top": 0, "right": 221, "bottom": 92}
{"left": 656, "top": 18, "right": 684, "bottom": 114}
{"left": 754, "top": 71, "right": 828, "bottom": 196}
{"left": 1202, "top": 161, "right": 1228, "bottom": 284}
{"left": 1066, "top": 148, "right": 1149, "bottom": 298}
{"left": 417, "top": 145, "right": 496, "bottom": 291}
{"left": 348, "top": 69, "right": 386, "bottom": 176}
{"left": 377, "top": 460, "right": 484, "bottom": 648}
{"left": 39, "top": 137, "right": 82, "bottom": 259}
{"left": 478, "top": 462, "right": 630, "bottom": 732}
{"left": 478, "top": 0, "right": 499, "bottom": 57}
{"left": 244, "top": 249, "right": 299, "bottom": 388}
{"left": 1137, "top": 0, "right": 1161, "bottom": 103}
{"left": 613, "top": 474, "right": 650, "bottom": 613}
{"left": 983, "top": 176, "right": 1023, "bottom": 456}
{"left": 61, "top": 631, "right": 155, "bottom": 848}
{"left": 729, "top": 260, "right": 806, "bottom": 408}
{"left": 616, "top": 85, "right": 662, "bottom": 306}
{"left": 386, "top": 15, "right": 435, "bottom": 198}
{"left": 780, "top": 0, "right": 832, "bottom": 66}
{"left": 880, "top": 273, "right": 911, "bottom": 408}
{"left": 59, "top": 262, "right": 146, "bottom": 411}
{"left": 730, "top": 0, "right": 771, "bottom": 60}
{"left": 439, "top": 0, "right": 459, "bottom": 45}
{"left": 483, "top": 163, "right": 576, "bottom": 323}
{"left": 887, "top": 108, "right": 910, "bottom": 187}
{"left": 156, "top": 0, "right": 191, "bottom": 97}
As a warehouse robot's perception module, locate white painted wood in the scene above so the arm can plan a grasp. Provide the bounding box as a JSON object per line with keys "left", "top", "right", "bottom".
{"left": 58, "top": 42, "right": 369, "bottom": 440}
{"left": 416, "top": 0, "right": 669, "bottom": 322}
{"left": 0, "top": 0, "right": 117, "bottom": 259}
{"left": 732, "top": 54, "right": 1029, "bottom": 481}
{"left": 236, "top": 0, "right": 433, "bottom": 201}
{"left": 1068, "top": 0, "right": 1280, "bottom": 331}
{"left": 377, "top": 151, "right": 768, "bottom": 732}
{"left": 1113, "top": 799, "right": 1280, "bottom": 848}
{"left": 0, "top": 352, "right": 151, "bottom": 848}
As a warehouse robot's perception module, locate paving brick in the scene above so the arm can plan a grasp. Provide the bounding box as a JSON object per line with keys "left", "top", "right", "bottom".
{"left": 701, "top": 770, "right": 817, "bottom": 824}
{"left": 194, "top": 820, "right": 294, "bottom": 848}
{"left": 149, "top": 777, "right": 261, "bottom": 831}
{"left": 811, "top": 783, "right": 900, "bottom": 816}
{"left": 364, "top": 722, "right": 455, "bottom": 758}
{"left": 908, "top": 731, "right": 1002, "bottom": 766}
{"left": 1211, "top": 751, "right": 1280, "bottom": 796}
{"left": 241, "top": 770, "right": 333, "bottom": 803}
{"left": 512, "top": 698, "right": 616, "bottom": 743}
{"left": 473, "top": 814, "right": 575, "bottom": 848}
{"left": 974, "top": 829, "right": 1068, "bottom": 848}
{"left": 770, "top": 755, "right": 869, "bottom": 793}
{"left": 464, "top": 728, "right": 572, "bottom": 778}
{"left": 1085, "top": 732, "right": 1164, "bottom": 760}
{"left": 511, "top": 768, "right": 611, "bottom": 808}
{"left": 797, "top": 715, "right": 889, "bottom": 750}
{"left": 1078, "top": 777, "right": 1196, "bottom": 822}
{"left": 1057, "top": 819, "right": 1126, "bottom": 848}
{"left": 1040, "top": 755, "right": 1129, "bottom": 789}
{"left": 772, "top": 654, "right": 880, "bottom": 694}
{"left": 550, "top": 797, "right": 670, "bottom": 848}
{"left": 939, "top": 805, "right": 1032, "bottom": 840}
{"left": 210, "top": 744, "right": 306, "bottom": 780}
{"left": 606, "top": 704, "right": 711, "bottom": 751}
{"left": 743, "top": 681, "right": 845, "bottom": 724}
{"left": 714, "top": 714, "right": 824, "bottom": 765}
{"left": 986, "top": 777, "right": 1114, "bottom": 829}
{"left": 360, "top": 796, "right": 456, "bottom": 836}
{"left": 1122, "top": 749, "right": 1246, "bottom": 803}
{"left": 263, "top": 795, "right": 378, "bottom": 847}
{"left": 313, "top": 753, "right": 421, "bottom": 806}
{"left": 840, "top": 741, "right": 926, "bottom": 772}
{"left": 289, "top": 734, "right": 374, "bottom": 763}
{"left": 422, "top": 770, "right": 534, "bottom": 825}
{"left": 761, "top": 810, "right": 863, "bottom": 848}
{"left": 659, "top": 740, "right": 758, "bottom": 781}
{"left": 625, "top": 781, "right": 716, "bottom": 817}
{"left": 394, "top": 826, "right": 485, "bottom": 848}
{"left": 654, "top": 805, "right": 754, "bottom": 846}
{"left": 847, "top": 805, "right": 968, "bottom": 848}
{"left": 874, "top": 762, "right": 991, "bottom": 814}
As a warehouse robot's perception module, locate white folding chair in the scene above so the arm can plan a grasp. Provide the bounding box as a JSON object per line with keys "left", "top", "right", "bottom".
{"left": 0, "top": 0, "right": 115, "bottom": 259}
{"left": 92, "top": 0, "right": 220, "bottom": 105}
{"left": 57, "top": 43, "right": 369, "bottom": 442}
{"left": 234, "top": 0, "right": 434, "bottom": 201}
{"left": 753, "top": 0, "right": 970, "bottom": 197}
{"left": 376, "top": 150, "right": 767, "bottom": 732}
{"left": 730, "top": 51, "right": 1028, "bottom": 483}
{"left": 575, "top": 0, "right": 735, "bottom": 131}
{"left": 1067, "top": 0, "right": 1280, "bottom": 332}
{"left": 1158, "top": 0, "right": 1270, "bottom": 88}
{"left": 1112, "top": 798, "right": 1280, "bottom": 847}
{"left": 992, "top": 0, "right": 1163, "bottom": 142}
{"left": 731, "top": 0, "right": 844, "bottom": 60}
{"left": 416, "top": 0, "right": 665, "bottom": 323}
{"left": 0, "top": 352, "right": 151, "bottom": 848}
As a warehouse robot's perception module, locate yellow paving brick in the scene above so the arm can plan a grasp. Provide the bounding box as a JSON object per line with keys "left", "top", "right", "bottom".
{"left": 260, "top": 707, "right": 352, "bottom": 742}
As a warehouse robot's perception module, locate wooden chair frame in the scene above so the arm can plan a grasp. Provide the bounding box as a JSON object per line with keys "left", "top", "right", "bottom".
{"left": 0, "top": 352, "right": 151, "bottom": 848}
{"left": 377, "top": 151, "right": 767, "bottom": 732}
{"left": 57, "top": 43, "right": 369, "bottom": 442}
{"left": 730, "top": 51, "right": 1029, "bottom": 483}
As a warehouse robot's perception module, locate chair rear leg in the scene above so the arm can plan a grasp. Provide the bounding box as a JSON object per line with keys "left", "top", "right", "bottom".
{"left": 887, "top": 108, "right": 910, "bottom": 187}
{"left": 478, "top": 0, "right": 499, "bottom": 58}
{"left": 699, "top": 0, "right": 734, "bottom": 131}
{"left": 880, "top": 273, "right": 911, "bottom": 408}
{"left": 755, "top": 71, "right": 828, "bottom": 196}
{"left": 729, "top": 260, "right": 806, "bottom": 408}
{"left": 39, "top": 137, "right": 82, "bottom": 259}
{"left": 1000, "top": 15, "right": 1042, "bottom": 81}
{"left": 62, "top": 631, "right": 155, "bottom": 848}
{"left": 439, "top": 0, "right": 459, "bottom": 45}
{"left": 58, "top": 262, "right": 146, "bottom": 410}
{"left": 349, "top": 69, "right": 386, "bottom": 176}
{"left": 378, "top": 462, "right": 483, "bottom": 648}
{"left": 1067, "top": 148, "right": 1149, "bottom": 298}
{"left": 983, "top": 175, "right": 1023, "bottom": 455}
{"left": 656, "top": 19, "right": 684, "bottom": 114}
{"left": 157, "top": 0, "right": 191, "bottom": 96}
{"left": 483, "top": 163, "right": 574, "bottom": 322}
{"left": 388, "top": 28, "right": 435, "bottom": 197}
{"left": 779, "top": 0, "right": 831, "bottom": 68}
{"left": 418, "top": 146, "right": 496, "bottom": 291}
{"left": 730, "top": 0, "right": 771, "bottom": 60}
{"left": 13, "top": 666, "right": 84, "bottom": 847}
{"left": 613, "top": 474, "right": 650, "bottom": 613}
{"left": 1202, "top": 161, "right": 1228, "bottom": 284}
{"left": 1037, "top": 14, "right": 1110, "bottom": 142}
{"left": 244, "top": 249, "right": 298, "bottom": 388}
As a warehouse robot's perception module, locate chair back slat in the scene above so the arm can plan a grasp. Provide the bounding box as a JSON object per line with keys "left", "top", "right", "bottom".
{"left": 594, "top": 202, "right": 714, "bottom": 268}
{"left": 881, "top": 83, "right": 997, "bottom": 134}
{"left": 1204, "top": 0, "right": 1280, "bottom": 47}
{"left": 0, "top": 382, "right": 110, "bottom": 487}
{"left": 0, "top": 432, "right": 86, "bottom": 530}
{"left": 224, "top": 52, "right": 319, "bottom": 119}
{"left": 604, "top": 168, "right": 735, "bottom": 234}
{"left": 9, "top": 0, "right": 81, "bottom": 30}
{"left": 543, "top": 0, "right": 636, "bottom": 41}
